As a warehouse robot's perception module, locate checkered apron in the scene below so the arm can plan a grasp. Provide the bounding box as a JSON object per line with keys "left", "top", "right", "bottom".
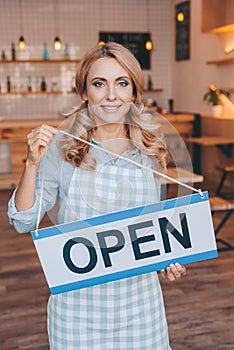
{"left": 47, "top": 154, "right": 172, "bottom": 349}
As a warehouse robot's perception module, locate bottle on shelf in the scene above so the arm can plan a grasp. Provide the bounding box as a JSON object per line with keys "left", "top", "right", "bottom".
{"left": 51, "top": 82, "right": 58, "bottom": 92}
{"left": 42, "top": 43, "right": 49, "bottom": 60}
{"left": 41, "top": 76, "right": 47, "bottom": 92}
{"left": 147, "top": 75, "right": 153, "bottom": 90}
{"left": 168, "top": 99, "right": 174, "bottom": 113}
{"left": 1, "top": 50, "right": 6, "bottom": 60}
{"left": 6, "top": 76, "right": 11, "bottom": 92}
{"left": 35, "top": 76, "right": 41, "bottom": 92}
{"left": 11, "top": 42, "right": 16, "bottom": 60}
{"left": 27, "top": 76, "right": 32, "bottom": 92}
{"left": 64, "top": 43, "right": 70, "bottom": 60}
{"left": 71, "top": 76, "right": 76, "bottom": 92}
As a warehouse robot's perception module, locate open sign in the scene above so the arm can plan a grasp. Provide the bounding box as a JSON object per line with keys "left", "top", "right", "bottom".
{"left": 31, "top": 192, "right": 217, "bottom": 295}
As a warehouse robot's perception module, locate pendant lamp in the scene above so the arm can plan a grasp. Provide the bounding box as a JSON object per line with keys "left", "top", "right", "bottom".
{"left": 53, "top": 0, "right": 62, "bottom": 50}
{"left": 145, "top": 0, "right": 153, "bottom": 51}
{"left": 18, "top": 0, "right": 26, "bottom": 50}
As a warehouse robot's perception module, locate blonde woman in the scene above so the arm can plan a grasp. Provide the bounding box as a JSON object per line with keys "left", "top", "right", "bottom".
{"left": 8, "top": 42, "right": 186, "bottom": 349}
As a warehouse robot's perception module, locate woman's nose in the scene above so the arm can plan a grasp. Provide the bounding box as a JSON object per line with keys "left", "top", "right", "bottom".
{"left": 106, "top": 85, "right": 117, "bottom": 100}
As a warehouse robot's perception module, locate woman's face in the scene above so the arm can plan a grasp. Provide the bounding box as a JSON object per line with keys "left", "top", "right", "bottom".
{"left": 83, "top": 57, "right": 134, "bottom": 125}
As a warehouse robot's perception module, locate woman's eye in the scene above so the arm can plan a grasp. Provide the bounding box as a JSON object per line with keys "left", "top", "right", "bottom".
{"left": 93, "top": 81, "right": 104, "bottom": 87}
{"left": 118, "top": 81, "right": 129, "bottom": 87}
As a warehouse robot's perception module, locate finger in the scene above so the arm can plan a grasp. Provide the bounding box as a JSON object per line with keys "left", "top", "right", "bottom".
{"left": 175, "top": 262, "right": 187, "bottom": 276}
{"left": 28, "top": 138, "right": 49, "bottom": 151}
{"left": 35, "top": 124, "right": 57, "bottom": 134}
{"left": 28, "top": 127, "right": 56, "bottom": 142}
{"left": 160, "top": 269, "right": 167, "bottom": 279}
{"left": 166, "top": 266, "right": 176, "bottom": 281}
{"left": 170, "top": 263, "right": 182, "bottom": 278}
{"left": 27, "top": 126, "right": 57, "bottom": 153}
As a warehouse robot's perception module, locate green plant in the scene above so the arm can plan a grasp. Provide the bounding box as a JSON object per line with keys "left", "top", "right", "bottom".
{"left": 203, "top": 84, "right": 230, "bottom": 106}
{"left": 203, "top": 84, "right": 221, "bottom": 105}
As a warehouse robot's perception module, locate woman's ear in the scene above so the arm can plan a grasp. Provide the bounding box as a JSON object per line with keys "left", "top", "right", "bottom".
{"left": 82, "top": 90, "right": 88, "bottom": 101}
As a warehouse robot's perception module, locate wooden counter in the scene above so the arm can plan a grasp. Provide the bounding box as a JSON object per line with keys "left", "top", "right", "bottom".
{"left": 0, "top": 114, "right": 195, "bottom": 190}
{"left": 194, "top": 115, "right": 234, "bottom": 187}
{"left": 0, "top": 118, "right": 63, "bottom": 143}
{"left": 160, "top": 113, "right": 195, "bottom": 136}
{"left": 0, "top": 119, "right": 63, "bottom": 189}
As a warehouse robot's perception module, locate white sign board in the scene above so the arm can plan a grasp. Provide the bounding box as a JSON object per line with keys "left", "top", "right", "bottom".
{"left": 31, "top": 192, "right": 217, "bottom": 295}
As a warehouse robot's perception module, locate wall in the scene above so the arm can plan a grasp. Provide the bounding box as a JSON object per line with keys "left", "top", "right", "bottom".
{"left": 171, "top": 0, "right": 234, "bottom": 114}
{"left": 1, "top": 0, "right": 233, "bottom": 120}
{"left": 0, "top": 0, "right": 172, "bottom": 120}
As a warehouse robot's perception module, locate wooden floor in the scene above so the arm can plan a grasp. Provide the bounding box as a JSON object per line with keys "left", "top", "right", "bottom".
{"left": 0, "top": 189, "right": 234, "bottom": 350}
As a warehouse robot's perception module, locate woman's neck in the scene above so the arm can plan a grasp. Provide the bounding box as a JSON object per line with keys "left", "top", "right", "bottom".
{"left": 92, "top": 123, "right": 132, "bottom": 159}
{"left": 92, "top": 123, "right": 128, "bottom": 142}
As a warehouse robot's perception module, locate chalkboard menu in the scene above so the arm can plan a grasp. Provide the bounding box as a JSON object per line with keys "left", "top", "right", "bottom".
{"left": 175, "top": 1, "right": 190, "bottom": 61}
{"left": 99, "top": 32, "right": 151, "bottom": 69}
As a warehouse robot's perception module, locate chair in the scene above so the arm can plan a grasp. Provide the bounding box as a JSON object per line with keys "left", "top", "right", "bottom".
{"left": 210, "top": 196, "right": 234, "bottom": 251}
{"left": 216, "top": 165, "right": 234, "bottom": 198}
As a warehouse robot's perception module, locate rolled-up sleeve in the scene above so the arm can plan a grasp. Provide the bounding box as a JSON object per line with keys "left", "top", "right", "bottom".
{"left": 7, "top": 137, "right": 61, "bottom": 233}
{"left": 8, "top": 188, "right": 41, "bottom": 233}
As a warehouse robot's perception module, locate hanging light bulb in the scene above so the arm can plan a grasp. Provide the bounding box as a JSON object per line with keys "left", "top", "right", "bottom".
{"left": 53, "top": 0, "right": 62, "bottom": 51}
{"left": 54, "top": 36, "right": 62, "bottom": 51}
{"left": 145, "top": 40, "right": 153, "bottom": 51}
{"left": 145, "top": 0, "right": 153, "bottom": 51}
{"left": 18, "top": 35, "right": 26, "bottom": 50}
{"left": 177, "top": 12, "right": 184, "bottom": 22}
{"left": 18, "top": 0, "right": 26, "bottom": 51}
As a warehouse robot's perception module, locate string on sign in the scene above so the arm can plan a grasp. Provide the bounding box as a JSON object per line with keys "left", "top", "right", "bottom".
{"left": 35, "top": 128, "right": 204, "bottom": 234}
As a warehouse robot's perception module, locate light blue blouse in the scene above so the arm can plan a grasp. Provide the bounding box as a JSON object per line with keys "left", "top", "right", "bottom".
{"left": 8, "top": 135, "right": 161, "bottom": 233}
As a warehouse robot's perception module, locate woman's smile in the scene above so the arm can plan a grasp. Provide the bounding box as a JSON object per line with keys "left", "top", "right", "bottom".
{"left": 101, "top": 103, "right": 122, "bottom": 113}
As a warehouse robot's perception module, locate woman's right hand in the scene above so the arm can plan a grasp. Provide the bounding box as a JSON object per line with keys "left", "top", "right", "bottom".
{"left": 26, "top": 124, "right": 57, "bottom": 166}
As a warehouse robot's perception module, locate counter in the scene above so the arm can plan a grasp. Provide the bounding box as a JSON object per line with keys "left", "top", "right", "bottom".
{"left": 0, "top": 114, "right": 195, "bottom": 190}
{"left": 197, "top": 115, "right": 234, "bottom": 188}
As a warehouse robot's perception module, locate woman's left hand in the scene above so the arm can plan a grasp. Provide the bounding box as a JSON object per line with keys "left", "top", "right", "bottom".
{"left": 160, "top": 263, "right": 186, "bottom": 281}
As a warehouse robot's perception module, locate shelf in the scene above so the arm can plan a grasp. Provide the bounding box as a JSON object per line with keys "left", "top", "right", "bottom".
{"left": 143, "top": 88, "right": 163, "bottom": 92}
{"left": 0, "top": 90, "right": 75, "bottom": 96}
{"left": 0, "top": 58, "right": 80, "bottom": 64}
{"left": 221, "top": 87, "right": 234, "bottom": 93}
{"left": 207, "top": 24, "right": 234, "bottom": 34}
{"left": 206, "top": 57, "right": 234, "bottom": 65}
{"left": 0, "top": 89, "right": 163, "bottom": 96}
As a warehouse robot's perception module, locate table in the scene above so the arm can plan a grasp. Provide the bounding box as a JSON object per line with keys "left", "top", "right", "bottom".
{"left": 165, "top": 167, "right": 204, "bottom": 185}
{"left": 187, "top": 136, "right": 234, "bottom": 157}
{"left": 187, "top": 135, "right": 234, "bottom": 194}
{"left": 0, "top": 167, "right": 204, "bottom": 191}
{"left": 162, "top": 167, "right": 204, "bottom": 200}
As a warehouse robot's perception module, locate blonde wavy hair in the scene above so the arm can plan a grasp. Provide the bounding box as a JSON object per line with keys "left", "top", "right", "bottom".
{"left": 58, "top": 42, "right": 168, "bottom": 172}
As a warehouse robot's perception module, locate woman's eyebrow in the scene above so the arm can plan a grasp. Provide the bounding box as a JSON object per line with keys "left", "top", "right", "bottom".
{"left": 91, "top": 76, "right": 131, "bottom": 82}
{"left": 116, "top": 76, "right": 131, "bottom": 81}
{"left": 91, "top": 77, "right": 106, "bottom": 82}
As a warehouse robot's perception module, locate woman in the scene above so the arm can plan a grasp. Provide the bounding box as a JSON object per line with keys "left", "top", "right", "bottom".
{"left": 8, "top": 42, "right": 186, "bottom": 349}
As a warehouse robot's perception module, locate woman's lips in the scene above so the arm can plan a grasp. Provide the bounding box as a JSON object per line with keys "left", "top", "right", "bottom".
{"left": 101, "top": 104, "right": 122, "bottom": 112}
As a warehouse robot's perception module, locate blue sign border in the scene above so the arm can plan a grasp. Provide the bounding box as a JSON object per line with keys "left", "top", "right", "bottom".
{"left": 32, "top": 191, "right": 209, "bottom": 240}
{"left": 50, "top": 250, "right": 217, "bottom": 295}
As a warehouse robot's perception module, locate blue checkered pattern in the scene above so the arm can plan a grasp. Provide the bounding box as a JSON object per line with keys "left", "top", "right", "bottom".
{"left": 64, "top": 164, "right": 157, "bottom": 222}
{"left": 47, "top": 145, "right": 172, "bottom": 349}
{"left": 8, "top": 138, "right": 172, "bottom": 349}
{"left": 48, "top": 272, "right": 171, "bottom": 349}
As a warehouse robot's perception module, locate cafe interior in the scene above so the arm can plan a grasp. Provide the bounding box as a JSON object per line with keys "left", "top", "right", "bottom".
{"left": 0, "top": 0, "right": 234, "bottom": 349}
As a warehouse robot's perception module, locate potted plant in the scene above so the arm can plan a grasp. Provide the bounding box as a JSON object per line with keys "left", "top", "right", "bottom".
{"left": 203, "top": 84, "right": 229, "bottom": 117}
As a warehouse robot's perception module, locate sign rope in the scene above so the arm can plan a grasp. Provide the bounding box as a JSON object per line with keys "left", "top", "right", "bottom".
{"left": 35, "top": 128, "right": 204, "bottom": 234}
